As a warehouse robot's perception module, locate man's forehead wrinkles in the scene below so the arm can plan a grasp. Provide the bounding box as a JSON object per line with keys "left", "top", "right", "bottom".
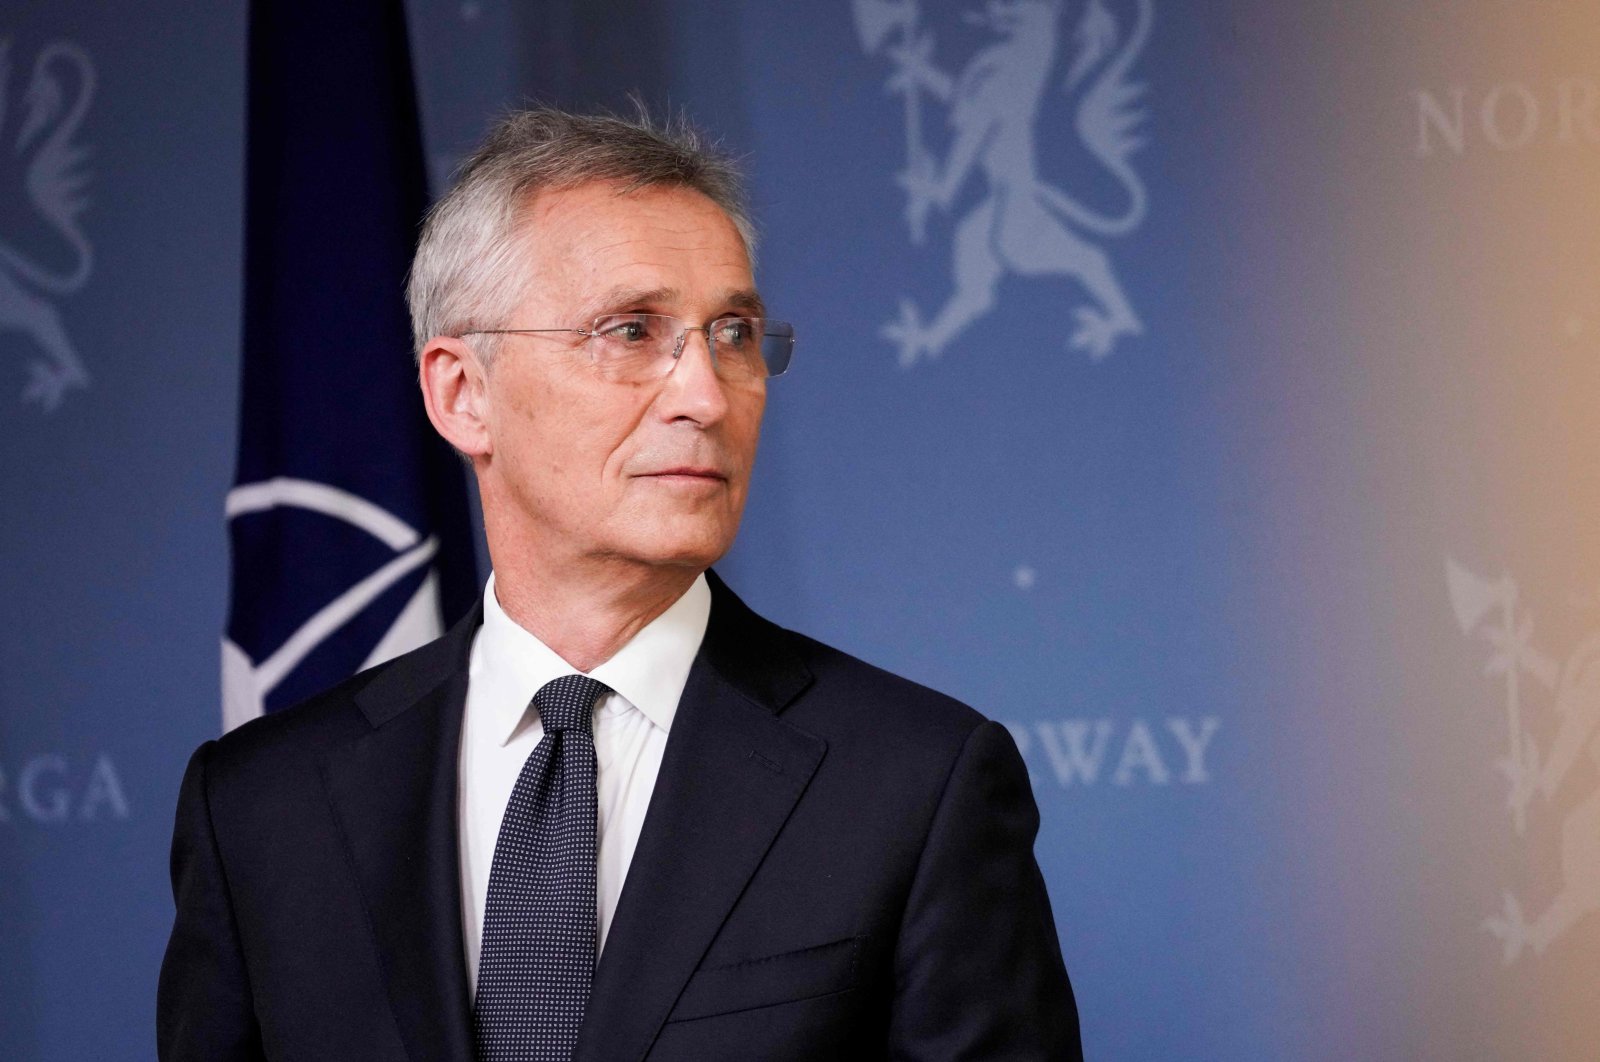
{"left": 585, "top": 233, "right": 647, "bottom": 257}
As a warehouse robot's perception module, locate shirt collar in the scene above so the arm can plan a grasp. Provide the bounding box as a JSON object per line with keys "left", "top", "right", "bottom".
{"left": 474, "top": 571, "right": 711, "bottom": 746}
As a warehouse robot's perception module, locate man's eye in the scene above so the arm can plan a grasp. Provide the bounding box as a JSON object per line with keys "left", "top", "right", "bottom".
{"left": 598, "top": 317, "right": 654, "bottom": 343}
{"left": 714, "top": 319, "right": 755, "bottom": 346}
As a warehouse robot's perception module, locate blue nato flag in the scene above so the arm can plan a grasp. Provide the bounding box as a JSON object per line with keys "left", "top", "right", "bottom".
{"left": 220, "top": 0, "right": 478, "bottom": 730}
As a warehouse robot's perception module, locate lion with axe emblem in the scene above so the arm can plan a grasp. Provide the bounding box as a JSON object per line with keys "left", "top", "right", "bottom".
{"left": 855, "top": 0, "right": 1151, "bottom": 366}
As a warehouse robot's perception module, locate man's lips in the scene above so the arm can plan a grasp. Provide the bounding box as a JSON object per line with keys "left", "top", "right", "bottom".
{"left": 635, "top": 467, "right": 727, "bottom": 481}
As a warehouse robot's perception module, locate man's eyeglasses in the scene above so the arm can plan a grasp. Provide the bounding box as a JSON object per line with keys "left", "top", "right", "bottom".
{"left": 461, "top": 314, "right": 795, "bottom": 384}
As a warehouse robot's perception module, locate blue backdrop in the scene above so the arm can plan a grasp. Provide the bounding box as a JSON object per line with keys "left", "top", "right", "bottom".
{"left": 5, "top": 1, "right": 1598, "bottom": 1058}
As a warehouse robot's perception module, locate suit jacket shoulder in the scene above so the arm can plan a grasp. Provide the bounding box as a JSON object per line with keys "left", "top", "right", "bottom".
{"left": 783, "top": 627, "right": 988, "bottom": 741}
{"left": 700, "top": 571, "right": 997, "bottom": 811}
{"left": 203, "top": 601, "right": 482, "bottom": 787}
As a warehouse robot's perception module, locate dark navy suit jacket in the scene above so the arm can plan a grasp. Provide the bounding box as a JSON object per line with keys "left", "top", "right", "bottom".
{"left": 158, "top": 572, "right": 1082, "bottom": 1060}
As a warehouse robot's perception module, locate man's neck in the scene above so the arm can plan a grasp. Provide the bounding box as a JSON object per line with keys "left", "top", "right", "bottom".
{"left": 489, "top": 560, "right": 701, "bottom": 674}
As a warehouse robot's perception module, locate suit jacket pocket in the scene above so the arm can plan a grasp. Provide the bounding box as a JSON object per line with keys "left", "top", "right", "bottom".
{"left": 666, "top": 936, "right": 861, "bottom": 1023}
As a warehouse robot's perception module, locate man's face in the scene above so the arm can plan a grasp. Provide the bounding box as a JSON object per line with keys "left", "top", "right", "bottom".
{"left": 475, "top": 180, "right": 766, "bottom": 576}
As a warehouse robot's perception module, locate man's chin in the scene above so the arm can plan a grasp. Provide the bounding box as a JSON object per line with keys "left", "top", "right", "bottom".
{"left": 644, "top": 543, "right": 734, "bottom": 572}
{"left": 623, "top": 527, "right": 739, "bottom": 574}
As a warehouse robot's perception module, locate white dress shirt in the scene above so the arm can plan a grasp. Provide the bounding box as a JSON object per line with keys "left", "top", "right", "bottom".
{"left": 457, "top": 571, "right": 710, "bottom": 995}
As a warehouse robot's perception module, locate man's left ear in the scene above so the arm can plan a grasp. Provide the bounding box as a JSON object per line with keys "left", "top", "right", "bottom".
{"left": 418, "top": 336, "right": 492, "bottom": 459}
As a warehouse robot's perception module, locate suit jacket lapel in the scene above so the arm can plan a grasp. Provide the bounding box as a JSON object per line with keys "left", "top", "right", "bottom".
{"left": 320, "top": 603, "right": 482, "bottom": 1062}
{"left": 578, "top": 572, "right": 823, "bottom": 1062}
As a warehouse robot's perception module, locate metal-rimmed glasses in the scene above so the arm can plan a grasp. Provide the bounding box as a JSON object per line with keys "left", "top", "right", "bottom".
{"left": 461, "top": 313, "right": 795, "bottom": 384}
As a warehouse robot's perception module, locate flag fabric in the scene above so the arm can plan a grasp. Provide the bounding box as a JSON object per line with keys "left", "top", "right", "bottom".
{"left": 221, "top": 0, "right": 478, "bottom": 730}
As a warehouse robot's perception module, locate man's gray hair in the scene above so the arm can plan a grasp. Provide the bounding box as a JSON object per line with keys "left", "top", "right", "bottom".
{"left": 406, "top": 106, "right": 756, "bottom": 363}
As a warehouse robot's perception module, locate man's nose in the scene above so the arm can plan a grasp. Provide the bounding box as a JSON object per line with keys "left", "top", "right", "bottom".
{"left": 658, "top": 326, "right": 729, "bottom": 424}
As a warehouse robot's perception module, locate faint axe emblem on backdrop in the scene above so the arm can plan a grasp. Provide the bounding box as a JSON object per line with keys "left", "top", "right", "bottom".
{"left": 854, "top": 0, "right": 1152, "bottom": 367}
{"left": 1448, "top": 558, "right": 1600, "bottom": 963}
{"left": 0, "top": 40, "right": 94, "bottom": 412}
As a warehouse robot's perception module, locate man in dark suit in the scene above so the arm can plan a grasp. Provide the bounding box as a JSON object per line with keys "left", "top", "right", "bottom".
{"left": 159, "top": 108, "right": 1081, "bottom": 1060}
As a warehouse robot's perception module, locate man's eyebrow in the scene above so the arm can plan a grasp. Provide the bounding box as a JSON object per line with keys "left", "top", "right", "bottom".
{"left": 721, "top": 289, "right": 767, "bottom": 317}
{"left": 583, "top": 287, "right": 676, "bottom": 317}
{"left": 581, "top": 286, "right": 768, "bottom": 319}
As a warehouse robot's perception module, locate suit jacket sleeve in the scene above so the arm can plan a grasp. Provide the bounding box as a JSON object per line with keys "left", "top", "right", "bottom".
{"left": 888, "top": 721, "right": 1083, "bottom": 1060}
{"left": 156, "top": 741, "right": 266, "bottom": 1062}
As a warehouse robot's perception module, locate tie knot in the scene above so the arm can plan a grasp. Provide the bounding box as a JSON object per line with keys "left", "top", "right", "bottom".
{"left": 532, "top": 674, "right": 609, "bottom": 733}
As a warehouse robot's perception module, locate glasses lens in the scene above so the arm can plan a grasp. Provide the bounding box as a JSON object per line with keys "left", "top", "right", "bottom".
{"left": 757, "top": 320, "right": 795, "bottom": 378}
{"left": 586, "top": 314, "right": 794, "bottom": 381}
{"left": 707, "top": 317, "right": 769, "bottom": 380}
{"left": 589, "top": 314, "right": 675, "bottom": 380}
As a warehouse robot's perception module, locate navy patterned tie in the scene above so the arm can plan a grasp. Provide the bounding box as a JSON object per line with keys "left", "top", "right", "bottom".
{"left": 474, "top": 674, "right": 609, "bottom": 1062}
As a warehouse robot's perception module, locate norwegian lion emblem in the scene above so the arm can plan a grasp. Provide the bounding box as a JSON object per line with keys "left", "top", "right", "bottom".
{"left": 0, "top": 39, "right": 95, "bottom": 412}
{"left": 1448, "top": 559, "right": 1600, "bottom": 963}
{"left": 855, "top": 0, "right": 1151, "bottom": 367}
